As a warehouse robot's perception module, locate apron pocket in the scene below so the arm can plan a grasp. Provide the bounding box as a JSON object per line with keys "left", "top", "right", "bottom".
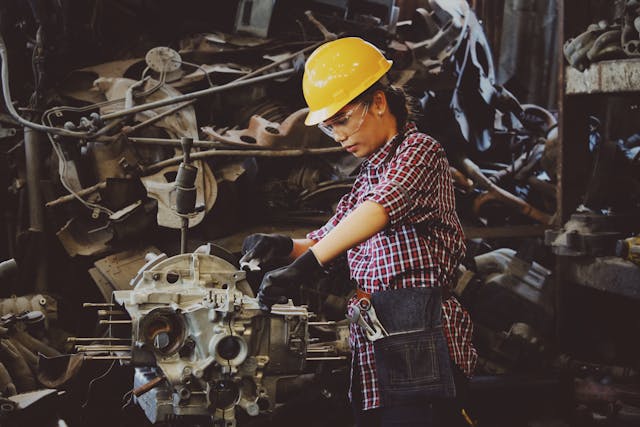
{"left": 373, "top": 327, "right": 455, "bottom": 406}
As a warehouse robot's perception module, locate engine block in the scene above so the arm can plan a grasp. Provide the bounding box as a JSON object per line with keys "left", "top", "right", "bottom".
{"left": 111, "top": 251, "right": 311, "bottom": 425}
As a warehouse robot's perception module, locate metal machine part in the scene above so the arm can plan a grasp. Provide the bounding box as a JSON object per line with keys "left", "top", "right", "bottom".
{"left": 405, "top": 0, "right": 468, "bottom": 74}
{"left": 145, "top": 47, "right": 183, "bottom": 74}
{"left": 103, "top": 248, "right": 344, "bottom": 426}
{"left": 545, "top": 211, "right": 638, "bottom": 257}
{"left": 474, "top": 248, "right": 553, "bottom": 317}
{"left": 0, "top": 295, "right": 57, "bottom": 322}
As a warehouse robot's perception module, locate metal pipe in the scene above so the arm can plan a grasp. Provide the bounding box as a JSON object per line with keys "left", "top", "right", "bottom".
{"left": 83, "top": 355, "right": 132, "bottom": 360}
{"left": 100, "top": 68, "right": 295, "bottom": 121}
{"left": 97, "top": 310, "right": 127, "bottom": 317}
{"left": 24, "top": 128, "right": 44, "bottom": 231}
{"left": 67, "top": 337, "right": 131, "bottom": 343}
{"left": 133, "top": 376, "right": 165, "bottom": 397}
{"left": 461, "top": 157, "right": 553, "bottom": 224}
{"left": 143, "top": 146, "right": 346, "bottom": 174}
{"left": 45, "top": 181, "right": 107, "bottom": 208}
{"left": 235, "top": 40, "right": 324, "bottom": 82}
{"left": 99, "top": 320, "right": 132, "bottom": 325}
{"left": 123, "top": 100, "right": 196, "bottom": 134}
{"left": 305, "top": 356, "right": 348, "bottom": 361}
{"left": 76, "top": 345, "right": 132, "bottom": 351}
{"left": 24, "top": 127, "right": 47, "bottom": 292}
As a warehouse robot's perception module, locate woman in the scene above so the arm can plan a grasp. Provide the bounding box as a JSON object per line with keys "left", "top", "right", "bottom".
{"left": 241, "top": 37, "right": 477, "bottom": 426}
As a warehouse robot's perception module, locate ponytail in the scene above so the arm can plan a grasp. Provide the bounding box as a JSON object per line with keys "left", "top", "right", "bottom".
{"left": 354, "top": 78, "right": 417, "bottom": 130}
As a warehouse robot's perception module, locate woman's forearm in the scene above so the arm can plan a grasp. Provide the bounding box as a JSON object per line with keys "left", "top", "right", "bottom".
{"left": 310, "top": 201, "right": 389, "bottom": 265}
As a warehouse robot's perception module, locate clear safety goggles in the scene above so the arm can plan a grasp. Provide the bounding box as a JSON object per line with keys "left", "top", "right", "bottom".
{"left": 318, "top": 102, "right": 369, "bottom": 140}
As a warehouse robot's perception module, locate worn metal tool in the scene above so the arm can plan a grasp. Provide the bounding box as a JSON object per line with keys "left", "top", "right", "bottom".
{"left": 346, "top": 298, "right": 389, "bottom": 342}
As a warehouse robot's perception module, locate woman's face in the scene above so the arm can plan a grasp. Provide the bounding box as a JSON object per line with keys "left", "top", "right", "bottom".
{"left": 319, "top": 91, "right": 398, "bottom": 158}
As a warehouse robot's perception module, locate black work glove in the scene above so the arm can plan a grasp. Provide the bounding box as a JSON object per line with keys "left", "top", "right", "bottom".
{"left": 257, "top": 250, "right": 323, "bottom": 310}
{"left": 239, "top": 233, "right": 293, "bottom": 271}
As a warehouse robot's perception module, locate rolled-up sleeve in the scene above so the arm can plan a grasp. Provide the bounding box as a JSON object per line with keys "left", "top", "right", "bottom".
{"left": 366, "top": 137, "right": 445, "bottom": 226}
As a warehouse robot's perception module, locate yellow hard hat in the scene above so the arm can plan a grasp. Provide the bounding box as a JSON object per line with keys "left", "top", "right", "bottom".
{"left": 303, "top": 37, "right": 393, "bottom": 126}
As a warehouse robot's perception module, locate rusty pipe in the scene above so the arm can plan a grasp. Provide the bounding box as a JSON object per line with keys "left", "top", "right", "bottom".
{"left": 461, "top": 157, "right": 552, "bottom": 224}
{"left": 133, "top": 376, "right": 165, "bottom": 397}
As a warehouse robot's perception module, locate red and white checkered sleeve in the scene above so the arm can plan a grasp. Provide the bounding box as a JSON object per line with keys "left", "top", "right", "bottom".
{"left": 366, "top": 136, "right": 445, "bottom": 226}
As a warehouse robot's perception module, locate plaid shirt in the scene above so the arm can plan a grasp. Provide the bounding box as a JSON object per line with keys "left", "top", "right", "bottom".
{"left": 307, "top": 123, "right": 477, "bottom": 410}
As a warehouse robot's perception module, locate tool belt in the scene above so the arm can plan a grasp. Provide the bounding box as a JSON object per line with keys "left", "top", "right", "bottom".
{"left": 356, "top": 286, "right": 452, "bottom": 302}
{"left": 366, "top": 287, "right": 456, "bottom": 406}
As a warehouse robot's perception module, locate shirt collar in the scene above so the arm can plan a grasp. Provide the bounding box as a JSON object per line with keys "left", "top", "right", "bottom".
{"left": 364, "top": 122, "right": 418, "bottom": 169}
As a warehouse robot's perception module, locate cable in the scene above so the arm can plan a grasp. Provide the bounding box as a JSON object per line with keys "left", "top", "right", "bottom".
{"left": 121, "top": 388, "right": 134, "bottom": 410}
{"left": 81, "top": 359, "right": 116, "bottom": 409}
{"left": 0, "top": 34, "right": 91, "bottom": 137}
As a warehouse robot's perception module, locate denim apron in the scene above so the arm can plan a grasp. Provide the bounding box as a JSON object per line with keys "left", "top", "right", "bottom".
{"left": 370, "top": 287, "right": 456, "bottom": 406}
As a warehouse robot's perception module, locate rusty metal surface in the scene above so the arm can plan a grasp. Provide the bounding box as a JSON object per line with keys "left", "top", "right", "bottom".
{"left": 566, "top": 257, "right": 640, "bottom": 299}
{"left": 566, "top": 58, "right": 640, "bottom": 94}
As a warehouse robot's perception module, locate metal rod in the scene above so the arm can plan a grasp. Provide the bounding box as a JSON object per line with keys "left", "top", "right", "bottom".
{"left": 306, "top": 356, "right": 348, "bottom": 361}
{"left": 46, "top": 182, "right": 107, "bottom": 208}
{"left": 83, "top": 303, "right": 115, "bottom": 308}
{"left": 306, "top": 347, "right": 335, "bottom": 353}
{"left": 235, "top": 41, "right": 323, "bottom": 82}
{"left": 100, "top": 68, "right": 295, "bottom": 121}
{"left": 83, "top": 355, "right": 132, "bottom": 361}
{"left": 124, "top": 100, "right": 196, "bottom": 134}
{"left": 308, "top": 321, "right": 337, "bottom": 326}
{"left": 180, "top": 217, "right": 188, "bottom": 254}
{"left": 68, "top": 337, "right": 131, "bottom": 343}
{"left": 133, "top": 376, "right": 165, "bottom": 397}
{"left": 97, "top": 310, "right": 127, "bottom": 317}
{"left": 143, "top": 146, "right": 346, "bottom": 173}
{"left": 98, "top": 135, "right": 264, "bottom": 151}
{"left": 24, "top": 127, "right": 44, "bottom": 231}
{"left": 76, "top": 345, "right": 132, "bottom": 351}
{"left": 99, "top": 320, "right": 132, "bottom": 325}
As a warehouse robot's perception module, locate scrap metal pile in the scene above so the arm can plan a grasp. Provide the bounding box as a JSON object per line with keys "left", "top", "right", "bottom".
{"left": 0, "top": 0, "right": 637, "bottom": 426}
{"left": 564, "top": 0, "right": 640, "bottom": 70}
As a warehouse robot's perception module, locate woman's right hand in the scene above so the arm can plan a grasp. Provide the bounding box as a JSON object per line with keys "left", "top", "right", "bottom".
{"left": 239, "top": 233, "right": 293, "bottom": 271}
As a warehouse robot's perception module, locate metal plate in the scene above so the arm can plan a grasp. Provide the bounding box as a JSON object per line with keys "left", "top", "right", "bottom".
{"left": 145, "top": 47, "right": 182, "bottom": 73}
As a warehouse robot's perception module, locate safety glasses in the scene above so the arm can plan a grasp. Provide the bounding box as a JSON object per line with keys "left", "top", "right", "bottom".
{"left": 318, "top": 102, "right": 369, "bottom": 140}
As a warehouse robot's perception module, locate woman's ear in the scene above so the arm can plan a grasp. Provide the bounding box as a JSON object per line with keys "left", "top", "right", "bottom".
{"left": 373, "top": 90, "right": 388, "bottom": 116}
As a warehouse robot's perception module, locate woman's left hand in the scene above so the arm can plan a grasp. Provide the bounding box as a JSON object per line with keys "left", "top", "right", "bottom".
{"left": 257, "top": 250, "right": 323, "bottom": 310}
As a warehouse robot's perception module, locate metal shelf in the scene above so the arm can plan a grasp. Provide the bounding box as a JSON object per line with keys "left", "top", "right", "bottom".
{"left": 565, "top": 59, "right": 640, "bottom": 95}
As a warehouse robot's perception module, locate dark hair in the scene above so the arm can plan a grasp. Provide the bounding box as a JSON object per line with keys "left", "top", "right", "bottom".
{"left": 353, "top": 79, "right": 417, "bottom": 130}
